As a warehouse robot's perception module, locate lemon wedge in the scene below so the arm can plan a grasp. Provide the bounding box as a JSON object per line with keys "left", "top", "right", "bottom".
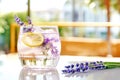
{"left": 22, "top": 32, "right": 44, "bottom": 47}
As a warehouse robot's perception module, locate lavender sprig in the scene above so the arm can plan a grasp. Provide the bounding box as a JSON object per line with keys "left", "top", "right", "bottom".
{"left": 62, "top": 61, "right": 120, "bottom": 74}
{"left": 14, "top": 15, "right": 34, "bottom": 33}
{"left": 14, "top": 15, "right": 24, "bottom": 26}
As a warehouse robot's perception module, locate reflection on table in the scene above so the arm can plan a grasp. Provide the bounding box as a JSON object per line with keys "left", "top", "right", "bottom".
{"left": 61, "top": 68, "right": 120, "bottom": 80}
{"left": 19, "top": 67, "right": 59, "bottom": 80}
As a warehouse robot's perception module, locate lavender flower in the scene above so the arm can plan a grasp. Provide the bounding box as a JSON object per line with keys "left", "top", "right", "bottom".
{"left": 40, "top": 36, "right": 59, "bottom": 57}
{"left": 43, "top": 38, "right": 50, "bottom": 46}
{"left": 51, "top": 47, "right": 58, "bottom": 56}
{"left": 14, "top": 15, "right": 24, "bottom": 26}
{"left": 62, "top": 61, "right": 120, "bottom": 74}
{"left": 14, "top": 16, "right": 34, "bottom": 33}
{"left": 40, "top": 36, "right": 59, "bottom": 65}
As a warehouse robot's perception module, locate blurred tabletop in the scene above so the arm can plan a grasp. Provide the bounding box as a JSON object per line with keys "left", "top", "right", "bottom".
{"left": 0, "top": 54, "right": 120, "bottom": 80}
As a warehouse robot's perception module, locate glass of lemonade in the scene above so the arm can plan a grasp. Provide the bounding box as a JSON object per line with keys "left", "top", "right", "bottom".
{"left": 17, "top": 25, "right": 61, "bottom": 69}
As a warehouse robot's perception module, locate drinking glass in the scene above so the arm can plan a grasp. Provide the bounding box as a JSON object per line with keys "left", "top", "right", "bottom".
{"left": 17, "top": 25, "right": 61, "bottom": 69}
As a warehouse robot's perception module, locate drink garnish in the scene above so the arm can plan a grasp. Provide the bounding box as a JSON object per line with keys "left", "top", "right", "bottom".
{"left": 14, "top": 15, "right": 25, "bottom": 26}
{"left": 22, "top": 32, "right": 44, "bottom": 47}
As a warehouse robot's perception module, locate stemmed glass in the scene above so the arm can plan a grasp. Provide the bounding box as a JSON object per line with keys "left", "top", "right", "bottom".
{"left": 16, "top": 19, "right": 61, "bottom": 69}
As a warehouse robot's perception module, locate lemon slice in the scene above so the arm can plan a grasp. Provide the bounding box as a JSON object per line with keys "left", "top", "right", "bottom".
{"left": 22, "top": 32, "right": 44, "bottom": 47}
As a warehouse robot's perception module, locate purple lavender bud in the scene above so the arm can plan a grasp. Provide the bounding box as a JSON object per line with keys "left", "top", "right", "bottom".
{"left": 98, "top": 66, "right": 102, "bottom": 69}
{"left": 85, "top": 66, "right": 89, "bottom": 70}
{"left": 51, "top": 48, "right": 58, "bottom": 55}
{"left": 80, "top": 63, "right": 84, "bottom": 66}
{"left": 71, "top": 64, "right": 74, "bottom": 68}
{"left": 99, "top": 66, "right": 103, "bottom": 69}
{"left": 67, "top": 69, "right": 71, "bottom": 73}
{"left": 80, "top": 63, "right": 84, "bottom": 69}
{"left": 62, "top": 70, "right": 67, "bottom": 73}
{"left": 97, "top": 65, "right": 105, "bottom": 70}
{"left": 65, "top": 65, "right": 70, "bottom": 69}
{"left": 70, "top": 69, "right": 75, "bottom": 74}
{"left": 82, "top": 69, "right": 86, "bottom": 72}
{"left": 23, "top": 27, "right": 27, "bottom": 33}
{"left": 81, "top": 65, "right": 88, "bottom": 72}
{"left": 27, "top": 16, "right": 32, "bottom": 25}
{"left": 43, "top": 38, "right": 50, "bottom": 45}
{"left": 16, "top": 18, "right": 20, "bottom": 22}
{"left": 19, "top": 22, "right": 24, "bottom": 26}
{"left": 102, "top": 65, "right": 106, "bottom": 69}
{"left": 93, "top": 62, "right": 96, "bottom": 64}
{"left": 28, "top": 27, "right": 33, "bottom": 32}
{"left": 85, "top": 62, "right": 88, "bottom": 66}
{"left": 76, "top": 63, "right": 79, "bottom": 67}
{"left": 23, "top": 27, "right": 32, "bottom": 33}
{"left": 76, "top": 68, "right": 80, "bottom": 72}
{"left": 95, "top": 66, "right": 99, "bottom": 69}
{"left": 100, "top": 61, "right": 103, "bottom": 63}
{"left": 91, "top": 67, "right": 95, "bottom": 70}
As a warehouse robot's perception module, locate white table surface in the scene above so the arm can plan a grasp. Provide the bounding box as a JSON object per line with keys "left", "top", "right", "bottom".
{"left": 0, "top": 54, "right": 120, "bottom": 80}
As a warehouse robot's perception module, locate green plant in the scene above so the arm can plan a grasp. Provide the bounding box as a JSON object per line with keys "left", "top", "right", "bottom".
{"left": 0, "top": 18, "right": 9, "bottom": 52}
{"left": 0, "top": 12, "right": 27, "bottom": 53}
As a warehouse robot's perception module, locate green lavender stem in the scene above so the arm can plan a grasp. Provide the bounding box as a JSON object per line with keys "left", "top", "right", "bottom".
{"left": 104, "top": 62, "right": 120, "bottom": 65}
{"left": 42, "top": 48, "right": 49, "bottom": 66}
{"left": 43, "top": 58, "right": 47, "bottom": 66}
{"left": 104, "top": 62, "right": 120, "bottom": 69}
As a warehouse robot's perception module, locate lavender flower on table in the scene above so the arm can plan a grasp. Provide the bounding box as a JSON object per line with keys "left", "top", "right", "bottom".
{"left": 62, "top": 61, "right": 120, "bottom": 74}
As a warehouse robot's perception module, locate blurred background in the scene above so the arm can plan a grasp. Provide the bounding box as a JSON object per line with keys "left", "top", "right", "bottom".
{"left": 0, "top": 0, "right": 120, "bottom": 56}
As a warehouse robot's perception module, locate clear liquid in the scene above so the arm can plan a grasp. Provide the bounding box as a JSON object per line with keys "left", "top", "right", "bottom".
{"left": 19, "top": 55, "right": 59, "bottom": 68}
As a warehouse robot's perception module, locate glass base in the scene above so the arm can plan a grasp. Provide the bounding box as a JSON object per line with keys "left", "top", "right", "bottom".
{"left": 19, "top": 56, "right": 59, "bottom": 68}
